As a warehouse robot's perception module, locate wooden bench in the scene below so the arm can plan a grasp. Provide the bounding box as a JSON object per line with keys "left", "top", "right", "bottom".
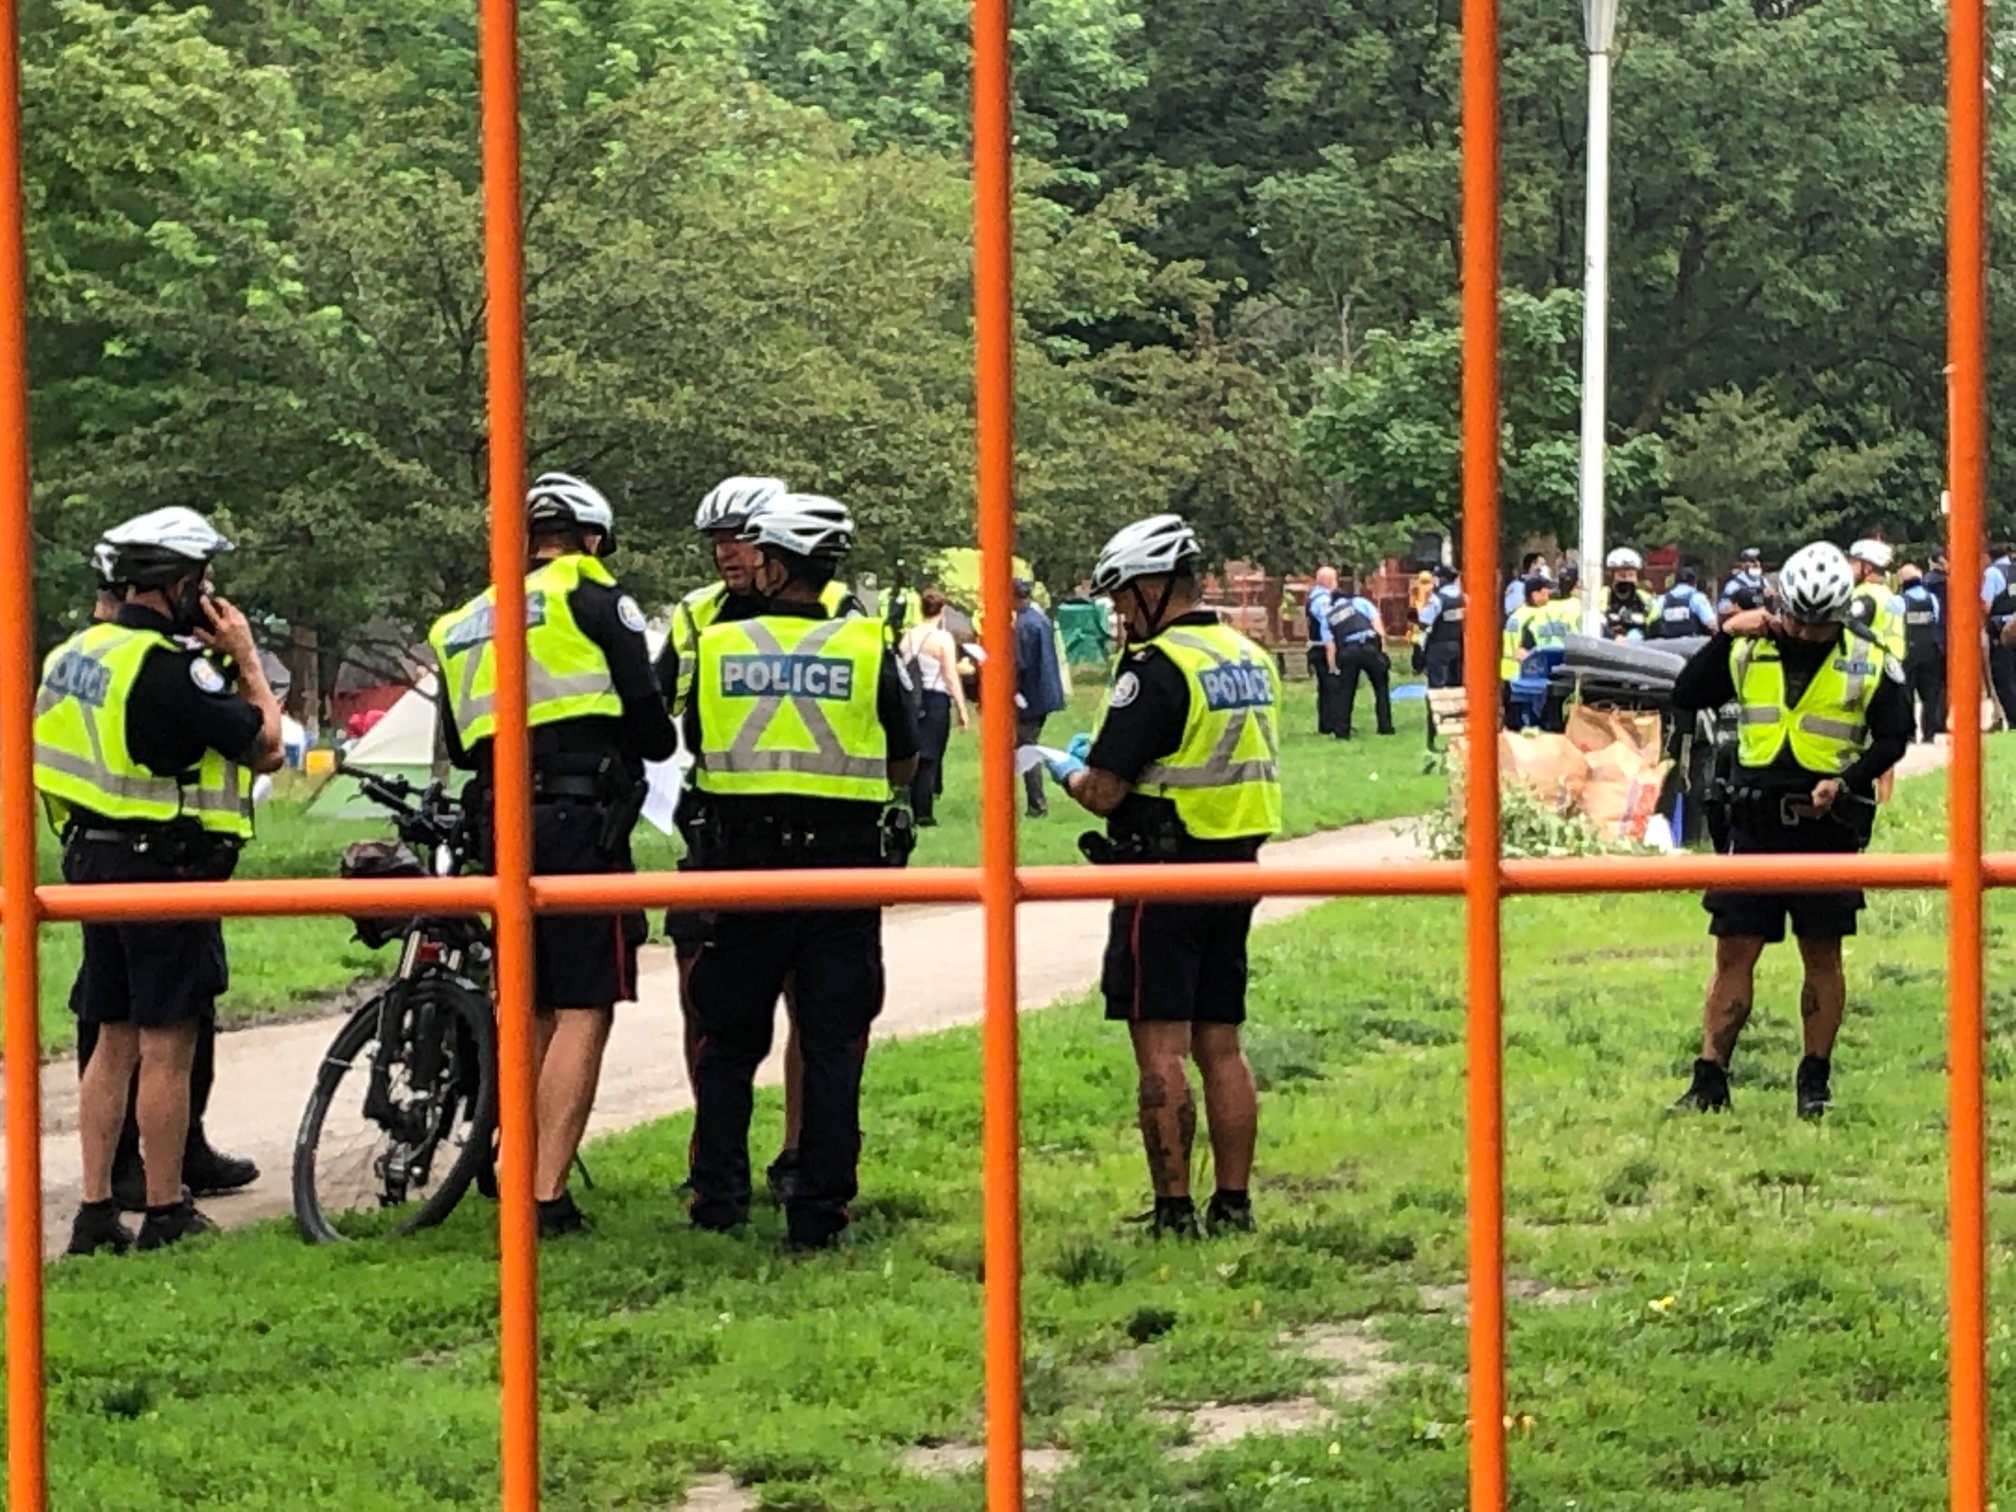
{"left": 1426, "top": 687, "right": 1469, "bottom": 748}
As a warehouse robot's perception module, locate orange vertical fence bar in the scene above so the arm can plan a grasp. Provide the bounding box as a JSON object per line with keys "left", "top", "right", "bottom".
{"left": 0, "top": 0, "right": 44, "bottom": 1505}
{"left": 971, "top": 0, "right": 1025, "bottom": 1505}
{"left": 478, "top": 0, "right": 542, "bottom": 1506}
{"left": 1945, "top": 0, "right": 1988, "bottom": 1505}
{"left": 1459, "top": 0, "right": 1505, "bottom": 1505}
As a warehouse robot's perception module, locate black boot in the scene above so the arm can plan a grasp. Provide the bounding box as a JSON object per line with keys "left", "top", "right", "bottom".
{"left": 765, "top": 1149, "right": 804, "bottom": 1208}
{"left": 136, "top": 1192, "right": 215, "bottom": 1252}
{"left": 1204, "top": 1190, "right": 1256, "bottom": 1235}
{"left": 536, "top": 1191, "right": 590, "bottom": 1239}
{"left": 66, "top": 1199, "right": 134, "bottom": 1257}
{"left": 182, "top": 1132, "right": 259, "bottom": 1198}
{"left": 1796, "top": 1055, "right": 1832, "bottom": 1121}
{"left": 1672, "top": 1058, "right": 1731, "bottom": 1113}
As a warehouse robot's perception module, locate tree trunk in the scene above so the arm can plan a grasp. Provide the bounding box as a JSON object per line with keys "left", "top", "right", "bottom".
{"left": 284, "top": 622, "right": 321, "bottom": 733}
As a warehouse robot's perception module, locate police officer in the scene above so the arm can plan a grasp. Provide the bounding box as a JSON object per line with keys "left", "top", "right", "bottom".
{"left": 683, "top": 495, "right": 917, "bottom": 1250}
{"left": 35, "top": 508, "right": 283, "bottom": 1254}
{"left": 656, "top": 475, "right": 828, "bottom": 1204}
{"left": 1982, "top": 544, "right": 2016, "bottom": 727}
{"left": 1418, "top": 564, "right": 1465, "bottom": 689}
{"left": 73, "top": 532, "right": 259, "bottom": 1215}
{"left": 1721, "top": 547, "right": 1769, "bottom": 616}
{"left": 1500, "top": 571, "right": 1546, "bottom": 723}
{"left": 1846, "top": 539, "right": 1905, "bottom": 660}
{"left": 1302, "top": 566, "right": 1341, "bottom": 735}
{"left": 1326, "top": 572, "right": 1394, "bottom": 739}
{"left": 1646, "top": 566, "right": 1718, "bottom": 640}
{"left": 1040, "top": 514, "right": 1278, "bottom": 1237}
{"left": 1669, "top": 542, "right": 1911, "bottom": 1119}
{"left": 430, "top": 472, "right": 676, "bottom": 1237}
{"left": 1600, "top": 548, "right": 1655, "bottom": 639}
{"left": 1898, "top": 563, "right": 1945, "bottom": 742}
{"left": 1505, "top": 552, "right": 1545, "bottom": 620}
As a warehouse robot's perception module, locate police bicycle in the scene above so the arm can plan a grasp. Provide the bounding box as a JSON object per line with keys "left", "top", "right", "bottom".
{"left": 291, "top": 766, "right": 498, "bottom": 1244}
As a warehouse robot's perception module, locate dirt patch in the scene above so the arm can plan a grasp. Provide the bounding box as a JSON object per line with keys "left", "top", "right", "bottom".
{"left": 1282, "top": 1321, "right": 1407, "bottom": 1403}
{"left": 669, "top": 1474, "right": 758, "bottom": 1512}
{"left": 1156, "top": 1398, "right": 1335, "bottom": 1458}
{"left": 1418, "top": 1278, "right": 1600, "bottom": 1320}
{"left": 899, "top": 1445, "right": 1076, "bottom": 1479}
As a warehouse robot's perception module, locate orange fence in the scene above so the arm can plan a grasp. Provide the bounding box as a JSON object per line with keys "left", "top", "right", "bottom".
{"left": 0, "top": 0, "right": 1995, "bottom": 1508}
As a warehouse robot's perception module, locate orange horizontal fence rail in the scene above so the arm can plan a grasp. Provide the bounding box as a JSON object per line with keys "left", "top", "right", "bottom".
{"left": 0, "top": 0, "right": 1991, "bottom": 1507}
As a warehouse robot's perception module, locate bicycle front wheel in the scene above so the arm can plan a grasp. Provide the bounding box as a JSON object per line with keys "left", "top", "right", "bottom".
{"left": 292, "top": 979, "right": 497, "bottom": 1244}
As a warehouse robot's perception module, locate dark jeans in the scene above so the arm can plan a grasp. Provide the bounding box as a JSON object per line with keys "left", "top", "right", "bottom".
{"left": 1906, "top": 653, "right": 1947, "bottom": 742}
{"left": 1335, "top": 642, "right": 1394, "bottom": 738}
{"left": 1306, "top": 647, "right": 1343, "bottom": 735}
{"left": 1016, "top": 715, "right": 1049, "bottom": 814}
{"left": 689, "top": 907, "right": 884, "bottom": 1245}
{"left": 1991, "top": 644, "right": 2016, "bottom": 728}
{"left": 910, "top": 690, "right": 952, "bottom": 821}
{"left": 1424, "top": 641, "right": 1463, "bottom": 690}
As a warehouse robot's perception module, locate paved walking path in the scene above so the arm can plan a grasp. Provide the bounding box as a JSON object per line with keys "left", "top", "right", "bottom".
{"left": 5, "top": 817, "right": 1423, "bottom": 1251}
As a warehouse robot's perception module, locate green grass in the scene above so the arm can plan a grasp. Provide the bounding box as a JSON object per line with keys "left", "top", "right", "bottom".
{"left": 7, "top": 676, "right": 1440, "bottom": 1050}
{"left": 19, "top": 744, "right": 2016, "bottom": 1510}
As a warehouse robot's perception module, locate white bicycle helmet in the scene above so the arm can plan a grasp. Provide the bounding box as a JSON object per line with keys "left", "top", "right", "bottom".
{"left": 526, "top": 471, "right": 615, "bottom": 551}
{"left": 1091, "top": 514, "right": 1202, "bottom": 594}
{"left": 696, "top": 475, "right": 786, "bottom": 534}
{"left": 740, "top": 492, "right": 854, "bottom": 559}
{"left": 100, "top": 506, "right": 234, "bottom": 588}
{"left": 1778, "top": 541, "right": 1856, "bottom": 624}
{"left": 1604, "top": 546, "right": 1643, "bottom": 571}
{"left": 1847, "top": 538, "right": 1893, "bottom": 571}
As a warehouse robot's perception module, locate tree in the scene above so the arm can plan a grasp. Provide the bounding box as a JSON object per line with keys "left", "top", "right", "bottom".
{"left": 1298, "top": 289, "right": 1665, "bottom": 560}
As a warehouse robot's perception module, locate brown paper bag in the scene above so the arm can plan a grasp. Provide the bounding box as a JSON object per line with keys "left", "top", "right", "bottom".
{"left": 1565, "top": 703, "right": 1663, "bottom": 763}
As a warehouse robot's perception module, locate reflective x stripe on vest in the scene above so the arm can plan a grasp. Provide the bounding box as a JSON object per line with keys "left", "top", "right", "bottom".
{"left": 1131, "top": 624, "right": 1282, "bottom": 841}
{"left": 32, "top": 625, "right": 253, "bottom": 836}
{"left": 673, "top": 580, "right": 856, "bottom": 713}
{"left": 429, "top": 554, "right": 623, "bottom": 745}
{"left": 1731, "top": 633, "right": 1885, "bottom": 776}
{"left": 695, "top": 614, "right": 888, "bottom": 801}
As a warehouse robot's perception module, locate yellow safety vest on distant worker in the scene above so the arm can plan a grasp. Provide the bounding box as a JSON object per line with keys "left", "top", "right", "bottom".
{"left": 1129, "top": 623, "right": 1282, "bottom": 842}
{"left": 693, "top": 613, "right": 889, "bottom": 802}
{"left": 669, "top": 579, "right": 852, "bottom": 714}
{"left": 1500, "top": 605, "right": 1532, "bottom": 682}
{"left": 1731, "top": 631, "right": 1888, "bottom": 776}
{"left": 31, "top": 623, "right": 254, "bottom": 838}
{"left": 1850, "top": 582, "right": 1906, "bottom": 661}
{"left": 429, "top": 554, "right": 622, "bottom": 746}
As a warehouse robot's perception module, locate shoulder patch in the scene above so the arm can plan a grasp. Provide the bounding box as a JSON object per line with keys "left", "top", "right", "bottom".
{"left": 1109, "top": 671, "right": 1141, "bottom": 709}
{"left": 189, "top": 658, "right": 226, "bottom": 694}
{"left": 616, "top": 594, "right": 647, "bottom": 634}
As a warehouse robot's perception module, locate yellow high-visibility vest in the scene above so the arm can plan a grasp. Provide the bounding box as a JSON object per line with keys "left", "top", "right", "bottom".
{"left": 429, "top": 554, "right": 623, "bottom": 745}
{"left": 1732, "top": 631, "right": 1890, "bottom": 775}
{"left": 693, "top": 613, "right": 889, "bottom": 802}
{"left": 669, "top": 579, "right": 851, "bottom": 714}
{"left": 32, "top": 623, "right": 253, "bottom": 837}
{"left": 1124, "top": 622, "right": 1282, "bottom": 841}
{"left": 1850, "top": 582, "right": 1906, "bottom": 660}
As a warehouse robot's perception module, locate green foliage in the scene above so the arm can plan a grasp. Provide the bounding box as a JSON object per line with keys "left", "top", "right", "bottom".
{"left": 1419, "top": 777, "right": 1647, "bottom": 861}
{"left": 1299, "top": 290, "right": 1666, "bottom": 552}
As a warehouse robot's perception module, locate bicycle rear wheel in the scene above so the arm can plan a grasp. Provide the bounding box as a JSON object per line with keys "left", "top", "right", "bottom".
{"left": 292, "top": 978, "right": 497, "bottom": 1244}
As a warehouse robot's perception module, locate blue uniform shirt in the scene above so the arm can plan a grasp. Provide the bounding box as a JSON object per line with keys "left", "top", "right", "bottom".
{"left": 1719, "top": 570, "right": 1765, "bottom": 614}
{"left": 1502, "top": 579, "right": 1529, "bottom": 619}
{"left": 1675, "top": 587, "right": 1716, "bottom": 629}
{"left": 1306, "top": 586, "right": 1335, "bottom": 646}
{"left": 1327, "top": 595, "right": 1382, "bottom": 644}
{"left": 1981, "top": 558, "right": 2011, "bottom": 608}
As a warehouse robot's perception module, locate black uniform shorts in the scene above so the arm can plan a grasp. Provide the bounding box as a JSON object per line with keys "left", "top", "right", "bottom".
{"left": 1704, "top": 819, "right": 1866, "bottom": 945}
{"left": 63, "top": 838, "right": 226, "bottom": 1030}
{"left": 1102, "top": 898, "right": 1258, "bottom": 1025}
{"left": 664, "top": 907, "right": 713, "bottom": 960}
{"left": 533, "top": 802, "right": 646, "bottom": 1010}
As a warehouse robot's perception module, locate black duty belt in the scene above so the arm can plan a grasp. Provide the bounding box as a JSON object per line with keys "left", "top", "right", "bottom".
{"left": 531, "top": 773, "right": 605, "bottom": 802}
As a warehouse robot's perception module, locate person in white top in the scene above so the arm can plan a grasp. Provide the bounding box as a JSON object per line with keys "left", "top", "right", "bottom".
{"left": 899, "top": 587, "right": 970, "bottom": 825}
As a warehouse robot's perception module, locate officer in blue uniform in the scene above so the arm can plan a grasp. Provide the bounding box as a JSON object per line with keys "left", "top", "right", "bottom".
{"left": 1303, "top": 567, "right": 1341, "bottom": 736}
{"left": 1898, "top": 563, "right": 1945, "bottom": 742}
{"left": 1417, "top": 564, "right": 1465, "bottom": 689}
{"left": 1325, "top": 572, "right": 1393, "bottom": 739}
{"left": 1720, "top": 548, "right": 1768, "bottom": 616}
{"left": 1983, "top": 545, "right": 2016, "bottom": 726}
{"left": 1646, "top": 567, "right": 1718, "bottom": 640}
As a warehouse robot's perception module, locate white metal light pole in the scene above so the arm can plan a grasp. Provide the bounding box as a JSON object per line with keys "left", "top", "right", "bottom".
{"left": 1577, "top": 0, "right": 1619, "bottom": 635}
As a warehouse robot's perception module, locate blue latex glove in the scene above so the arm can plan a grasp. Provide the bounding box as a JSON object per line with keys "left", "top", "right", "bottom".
{"left": 1043, "top": 751, "right": 1086, "bottom": 787}
{"left": 1066, "top": 732, "right": 1093, "bottom": 762}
